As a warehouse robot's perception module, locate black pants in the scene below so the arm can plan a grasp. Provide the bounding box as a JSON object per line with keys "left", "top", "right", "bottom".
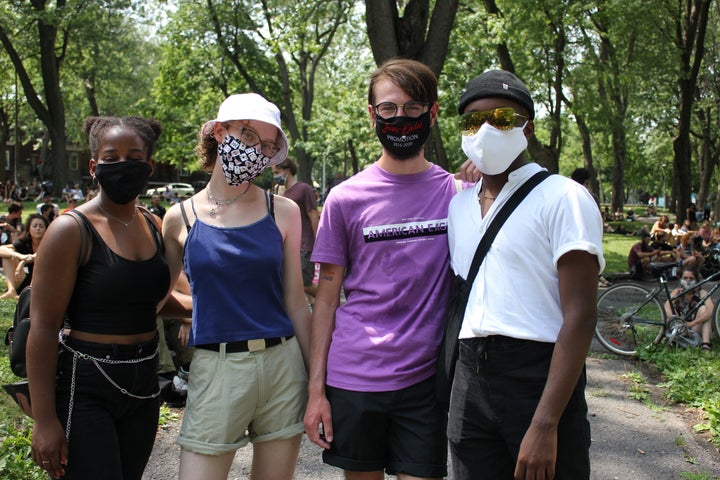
{"left": 447, "top": 336, "right": 590, "bottom": 480}
{"left": 55, "top": 336, "right": 160, "bottom": 480}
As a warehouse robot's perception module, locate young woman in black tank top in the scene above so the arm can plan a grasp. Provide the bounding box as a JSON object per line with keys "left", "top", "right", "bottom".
{"left": 26, "top": 116, "right": 189, "bottom": 480}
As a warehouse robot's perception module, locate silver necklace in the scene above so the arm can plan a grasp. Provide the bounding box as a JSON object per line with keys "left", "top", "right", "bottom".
{"left": 207, "top": 183, "right": 252, "bottom": 218}
{"left": 98, "top": 202, "right": 136, "bottom": 227}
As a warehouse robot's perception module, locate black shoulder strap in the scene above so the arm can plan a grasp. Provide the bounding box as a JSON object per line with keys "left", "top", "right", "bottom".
{"left": 138, "top": 206, "right": 164, "bottom": 252}
{"left": 180, "top": 200, "right": 192, "bottom": 232}
{"left": 465, "top": 170, "right": 551, "bottom": 284}
{"left": 265, "top": 191, "right": 275, "bottom": 221}
{"left": 64, "top": 210, "right": 91, "bottom": 267}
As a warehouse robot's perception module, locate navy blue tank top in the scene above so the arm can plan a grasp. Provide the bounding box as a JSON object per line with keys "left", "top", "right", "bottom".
{"left": 183, "top": 194, "right": 294, "bottom": 346}
{"left": 65, "top": 210, "right": 170, "bottom": 335}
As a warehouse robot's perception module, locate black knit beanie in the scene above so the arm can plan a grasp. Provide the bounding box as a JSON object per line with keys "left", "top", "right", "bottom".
{"left": 457, "top": 70, "right": 534, "bottom": 119}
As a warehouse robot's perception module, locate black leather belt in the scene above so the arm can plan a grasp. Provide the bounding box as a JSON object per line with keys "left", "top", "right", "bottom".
{"left": 196, "top": 335, "right": 293, "bottom": 353}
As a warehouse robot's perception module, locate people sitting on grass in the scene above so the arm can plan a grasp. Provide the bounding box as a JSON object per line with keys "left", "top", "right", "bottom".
{"left": 663, "top": 265, "right": 714, "bottom": 352}
{"left": 614, "top": 208, "right": 625, "bottom": 221}
{"left": 698, "top": 221, "right": 713, "bottom": 247}
{"left": 0, "top": 214, "right": 48, "bottom": 299}
{"left": 649, "top": 232, "right": 677, "bottom": 263}
{"left": 711, "top": 226, "right": 720, "bottom": 247}
{"left": 650, "top": 214, "right": 672, "bottom": 238}
{"left": 628, "top": 231, "right": 659, "bottom": 279}
{"left": 671, "top": 222, "right": 684, "bottom": 240}
{"left": 676, "top": 233, "right": 706, "bottom": 272}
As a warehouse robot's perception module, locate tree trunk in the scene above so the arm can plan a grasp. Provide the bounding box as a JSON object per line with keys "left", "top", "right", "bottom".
{"left": 696, "top": 108, "right": 713, "bottom": 214}
{"left": 610, "top": 123, "right": 626, "bottom": 213}
{"left": 671, "top": 0, "right": 711, "bottom": 225}
{"left": 365, "top": 0, "right": 458, "bottom": 171}
{"left": 347, "top": 139, "right": 359, "bottom": 175}
{"left": 0, "top": 0, "right": 69, "bottom": 195}
{"left": 527, "top": 136, "right": 558, "bottom": 172}
{"left": 426, "top": 124, "right": 448, "bottom": 170}
{"left": 484, "top": 0, "right": 562, "bottom": 174}
{"left": 574, "top": 114, "right": 599, "bottom": 198}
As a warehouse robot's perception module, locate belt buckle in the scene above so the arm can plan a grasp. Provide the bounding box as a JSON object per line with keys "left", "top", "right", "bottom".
{"left": 247, "top": 339, "right": 266, "bottom": 352}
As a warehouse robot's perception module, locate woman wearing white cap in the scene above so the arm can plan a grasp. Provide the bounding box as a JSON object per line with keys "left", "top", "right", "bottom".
{"left": 163, "top": 93, "right": 310, "bottom": 480}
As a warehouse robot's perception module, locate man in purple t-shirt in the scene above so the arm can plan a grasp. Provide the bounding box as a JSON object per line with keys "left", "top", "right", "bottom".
{"left": 272, "top": 158, "right": 319, "bottom": 301}
{"left": 303, "top": 58, "right": 468, "bottom": 480}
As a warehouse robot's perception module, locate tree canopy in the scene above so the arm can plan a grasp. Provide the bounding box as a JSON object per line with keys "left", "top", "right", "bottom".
{"left": 0, "top": 0, "right": 717, "bottom": 218}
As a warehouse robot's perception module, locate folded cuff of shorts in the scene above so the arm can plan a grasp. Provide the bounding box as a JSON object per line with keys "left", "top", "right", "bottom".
{"left": 176, "top": 435, "right": 250, "bottom": 456}
{"left": 251, "top": 421, "right": 305, "bottom": 444}
{"left": 388, "top": 460, "right": 447, "bottom": 478}
{"left": 176, "top": 421, "right": 305, "bottom": 456}
{"left": 323, "top": 453, "right": 447, "bottom": 477}
{"left": 322, "top": 450, "right": 381, "bottom": 472}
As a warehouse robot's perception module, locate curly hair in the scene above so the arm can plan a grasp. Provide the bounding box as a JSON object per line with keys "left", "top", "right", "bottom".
{"left": 82, "top": 116, "right": 162, "bottom": 160}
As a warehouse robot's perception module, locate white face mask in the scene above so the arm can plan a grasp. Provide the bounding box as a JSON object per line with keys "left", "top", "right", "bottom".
{"left": 461, "top": 122, "right": 528, "bottom": 175}
{"left": 680, "top": 278, "right": 696, "bottom": 290}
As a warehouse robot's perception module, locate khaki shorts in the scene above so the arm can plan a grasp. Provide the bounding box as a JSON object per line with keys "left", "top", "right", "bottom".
{"left": 177, "top": 337, "right": 307, "bottom": 455}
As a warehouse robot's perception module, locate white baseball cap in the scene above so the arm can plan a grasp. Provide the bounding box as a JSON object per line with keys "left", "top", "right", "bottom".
{"left": 207, "top": 93, "right": 289, "bottom": 165}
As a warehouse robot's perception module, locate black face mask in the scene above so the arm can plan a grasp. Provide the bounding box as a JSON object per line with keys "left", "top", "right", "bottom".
{"left": 95, "top": 161, "right": 152, "bottom": 205}
{"left": 374, "top": 111, "right": 432, "bottom": 159}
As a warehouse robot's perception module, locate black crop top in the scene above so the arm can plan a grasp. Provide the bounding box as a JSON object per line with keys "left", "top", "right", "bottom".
{"left": 65, "top": 210, "right": 170, "bottom": 335}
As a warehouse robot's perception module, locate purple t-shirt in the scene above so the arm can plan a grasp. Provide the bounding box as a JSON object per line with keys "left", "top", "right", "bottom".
{"left": 312, "top": 162, "right": 458, "bottom": 391}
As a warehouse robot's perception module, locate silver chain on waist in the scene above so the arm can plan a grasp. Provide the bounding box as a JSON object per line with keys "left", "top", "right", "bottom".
{"left": 59, "top": 333, "right": 160, "bottom": 441}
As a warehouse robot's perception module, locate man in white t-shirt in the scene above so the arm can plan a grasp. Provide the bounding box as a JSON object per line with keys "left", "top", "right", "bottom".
{"left": 447, "top": 70, "right": 604, "bottom": 480}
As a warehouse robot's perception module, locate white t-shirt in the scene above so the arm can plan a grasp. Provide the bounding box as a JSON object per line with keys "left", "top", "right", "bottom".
{"left": 448, "top": 163, "right": 605, "bottom": 343}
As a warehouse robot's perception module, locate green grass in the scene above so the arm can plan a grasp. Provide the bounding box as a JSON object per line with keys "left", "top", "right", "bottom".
{"left": 601, "top": 217, "right": 659, "bottom": 275}
{"left": 0, "top": 293, "right": 43, "bottom": 479}
{"left": 639, "top": 344, "right": 720, "bottom": 449}
{"left": 602, "top": 232, "right": 640, "bottom": 275}
{"left": 599, "top": 221, "right": 720, "bottom": 451}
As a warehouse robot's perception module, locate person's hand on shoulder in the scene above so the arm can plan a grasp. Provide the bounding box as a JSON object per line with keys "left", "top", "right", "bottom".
{"left": 454, "top": 159, "right": 481, "bottom": 183}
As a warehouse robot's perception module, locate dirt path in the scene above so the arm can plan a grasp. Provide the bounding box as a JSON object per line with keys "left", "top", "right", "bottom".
{"left": 142, "top": 350, "right": 720, "bottom": 479}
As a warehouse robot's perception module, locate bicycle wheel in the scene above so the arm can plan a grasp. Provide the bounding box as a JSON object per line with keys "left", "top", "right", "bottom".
{"left": 596, "top": 283, "right": 665, "bottom": 356}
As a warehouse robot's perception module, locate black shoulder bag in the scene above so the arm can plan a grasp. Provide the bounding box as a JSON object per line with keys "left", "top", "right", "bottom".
{"left": 2, "top": 211, "right": 91, "bottom": 412}
{"left": 436, "top": 170, "right": 550, "bottom": 411}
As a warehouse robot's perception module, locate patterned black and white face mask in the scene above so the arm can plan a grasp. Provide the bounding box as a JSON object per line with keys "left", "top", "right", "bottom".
{"left": 217, "top": 134, "right": 271, "bottom": 186}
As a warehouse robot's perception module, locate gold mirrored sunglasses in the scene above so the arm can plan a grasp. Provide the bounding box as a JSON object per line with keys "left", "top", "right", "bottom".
{"left": 459, "top": 107, "right": 527, "bottom": 136}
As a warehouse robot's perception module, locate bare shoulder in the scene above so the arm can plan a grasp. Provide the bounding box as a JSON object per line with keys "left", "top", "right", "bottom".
{"left": 273, "top": 194, "right": 301, "bottom": 216}
{"left": 35, "top": 214, "right": 84, "bottom": 266}
{"left": 272, "top": 194, "right": 301, "bottom": 236}
{"left": 45, "top": 212, "right": 85, "bottom": 243}
{"left": 163, "top": 201, "right": 188, "bottom": 237}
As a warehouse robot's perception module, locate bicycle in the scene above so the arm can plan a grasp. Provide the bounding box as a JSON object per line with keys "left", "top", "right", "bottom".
{"left": 595, "top": 262, "right": 720, "bottom": 356}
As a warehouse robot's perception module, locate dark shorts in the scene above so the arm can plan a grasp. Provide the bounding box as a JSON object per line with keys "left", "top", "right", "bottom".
{"left": 300, "top": 250, "right": 315, "bottom": 287}
{"left": 323, "top": 376, "right": 447, "bottom": 477}
{"left": 447, "top": 336, "right": 590, "bottom": 480}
